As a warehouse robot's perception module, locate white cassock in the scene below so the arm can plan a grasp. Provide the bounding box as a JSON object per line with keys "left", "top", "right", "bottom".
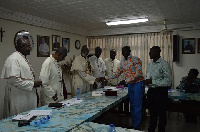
{"left": 104, "top": 58, "right": 124, "bottom": 85}
{"left": 71, "top": 55, "right": 96, "bottom": 96}
{"left": 1, "top": 51, "right": 36, "bottom": 118}
{"left": 39, "top": 55, "right": 64, "bottom": 105}
{"left": 39, "top": 43, "right": 49, "bottom": 55}
{"left": 89, "top": 55, "right": 106, "bottom": 88}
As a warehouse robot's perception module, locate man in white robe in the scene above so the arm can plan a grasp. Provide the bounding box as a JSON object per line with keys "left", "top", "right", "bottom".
{"left": 39, "top": 47, "right": 68, "bottom": 105}
{"left": 0, "top": 38, "right": 42, "bottom": 118}
{"left": 104, "top": 49, "right": 124, "bottom": 85}
{"left": 71, "top": 45, "right": 100, "bottom": 96}
{"left": 89, "top": 47, "right": 106, "bottom": 88}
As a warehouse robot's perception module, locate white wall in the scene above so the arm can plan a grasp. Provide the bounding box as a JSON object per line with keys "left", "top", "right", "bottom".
{"left": 173, "top": 30, "right": 200, "bottom": 88}
{"left": 0, "top": 19, "right": 87, "bottom": 119}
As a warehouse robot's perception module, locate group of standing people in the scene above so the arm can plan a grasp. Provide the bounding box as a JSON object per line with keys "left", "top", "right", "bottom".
{"left": 1, "top": 37, "right": 173, "bottom": 132}
{"left": 71, "top": 45, "right": 172, "bottom": 132}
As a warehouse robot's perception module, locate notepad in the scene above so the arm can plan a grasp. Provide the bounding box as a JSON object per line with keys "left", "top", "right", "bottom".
{"left": 28, "top": 110, "right": 52, "bottom": 116}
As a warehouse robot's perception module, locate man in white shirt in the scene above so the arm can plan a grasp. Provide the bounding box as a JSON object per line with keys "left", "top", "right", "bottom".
{"left": 1, "top": 38, "right": 42, "bottom": 118}
{"left": 89, "top": 47, "right": 106, "bottom": 88}
{"left": 39, "top": 47, "right": 68, "bottom": 105}
{"left": 71, "top": 45, "right": 102, "bottom": 96}
{"left": 104, "top": 49, "right": 124, "bottom": 85}
{"left": 39, "top": 38, "right": 49, "bottom": 56}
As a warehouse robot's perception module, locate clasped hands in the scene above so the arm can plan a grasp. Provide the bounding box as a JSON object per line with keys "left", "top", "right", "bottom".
{"left": 61, "top": 62, "right": 72, "bottom": 75}
{"left": 145, "top": 79, "right": 152, "bottom": 86}
{"left": 34, "top": 80, "right": 42, "bottom": 87}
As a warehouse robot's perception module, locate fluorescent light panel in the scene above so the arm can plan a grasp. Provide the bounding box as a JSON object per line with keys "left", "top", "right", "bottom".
{"left": 106, "top": 18, "right": 148, "bottom": 26}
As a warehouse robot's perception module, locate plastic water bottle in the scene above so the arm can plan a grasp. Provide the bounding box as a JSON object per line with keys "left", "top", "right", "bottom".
{"left": 31, "top": 115, "right": 50, "bottom": 127}
{"left": 47, "top": 115, "right": 50, "bottom": 121}
{"left": 77, "top": 88, "right": 81, "bottom": 100}
{"left": 34, "top": 120, "right": 41, "bottom": 127}
{"left": 108, "top": 124, "right": 116, "bottom": 132}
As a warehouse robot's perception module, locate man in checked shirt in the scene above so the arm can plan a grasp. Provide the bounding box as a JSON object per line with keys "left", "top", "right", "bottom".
{"left": 105, "top": 46, "right": 145, "bottom": 130}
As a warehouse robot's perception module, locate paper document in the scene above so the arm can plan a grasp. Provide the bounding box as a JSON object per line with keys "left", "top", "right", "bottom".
{"left": 12, "top": 114, "right": 33, "bottom": 121}
{"left": 61, "top": 98, "right": 83, "bottom": 106}
{"left": 92, "top": 91, "right": 104, "bottom": 96}
{"left": 28, "top": 110, "right": 52, "bottom": 116}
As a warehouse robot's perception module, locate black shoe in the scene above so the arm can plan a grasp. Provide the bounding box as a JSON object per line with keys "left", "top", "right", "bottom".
{"left": 133, "top": 127, "right": 141, "bottom": 131}
{"left": 127, "top": 126, "right": 140, "bottom": 130}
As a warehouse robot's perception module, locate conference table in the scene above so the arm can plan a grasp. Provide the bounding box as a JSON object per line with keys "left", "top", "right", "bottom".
{"left": 168, "top": 89, "right": 200, "bottom": 101}
{"left": 0, "top": 87, "right": 140, "bottom": 132}
{"left": 167, "top": 89, "right": 200, "bottom": 114}
{"left": 144, "top": 88, "right": 200, "bottom": 114}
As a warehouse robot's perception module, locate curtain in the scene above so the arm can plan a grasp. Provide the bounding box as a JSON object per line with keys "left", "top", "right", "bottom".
{"left": 88, "top": 32, "right": 173, "bottom": 77}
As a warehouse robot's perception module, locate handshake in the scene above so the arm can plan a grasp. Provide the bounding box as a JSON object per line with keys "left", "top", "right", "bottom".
{"left": 95, "top": 77, "right": 106, "bottom": 83}
{"left": 93, "top": 77, "right": 107, "bottom": 89}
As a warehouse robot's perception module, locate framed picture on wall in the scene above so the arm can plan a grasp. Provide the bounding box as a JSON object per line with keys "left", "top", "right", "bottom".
{"left": 198, "top": 38, "right": 200, "bottom": 53}
{"left": 62, "top": 38, "right": 70, "bottom": 52}
{"left": 52, "top": 35, "right": 60, "bottom": 51}
{"left": 182, "top": 38, "right": 195, "bottom": 54}
{"left": 37, "top": 35, "right": 50, "bottom": 57}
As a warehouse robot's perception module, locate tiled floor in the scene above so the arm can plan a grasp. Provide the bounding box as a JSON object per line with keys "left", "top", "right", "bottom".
{"left": 93, "top": 110, "right": 200, "bottom": 132}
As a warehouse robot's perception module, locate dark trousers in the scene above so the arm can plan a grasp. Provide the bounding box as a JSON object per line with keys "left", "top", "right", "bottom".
{"left": 147, "top": 87, "right": 168, "bottom": 132}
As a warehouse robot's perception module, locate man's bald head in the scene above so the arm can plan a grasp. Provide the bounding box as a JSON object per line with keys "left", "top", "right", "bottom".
{"left": 16, "top": 38, "right": 32, "bottom": 56}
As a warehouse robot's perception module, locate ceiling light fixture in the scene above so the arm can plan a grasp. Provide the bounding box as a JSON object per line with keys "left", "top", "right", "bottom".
{"left": 106, "top": 18, "right": 149, "bottom": 26}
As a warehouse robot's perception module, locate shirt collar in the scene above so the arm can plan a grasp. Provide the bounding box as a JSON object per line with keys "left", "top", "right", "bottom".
{"left": 16, "top": 51, "right": 26, "bottom": 59}
{"left": 123, "top": 54, "right": 132, "bottom": 61}
{"left": 153, "top": 57, "right": 162, "bottom": 63}
{"left": 50, "top": 55, "right": 57, "bottom": 62}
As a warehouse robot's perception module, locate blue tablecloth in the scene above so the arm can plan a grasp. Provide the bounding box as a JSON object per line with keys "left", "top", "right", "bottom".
{"left": 0, "top": 88, "right": 128, "bottom": 132}
{"left": 71, "top": 122, "right": 143, "bottom": 132}
{"left": 168, "top": 89, "right": 200, "bottom": 101}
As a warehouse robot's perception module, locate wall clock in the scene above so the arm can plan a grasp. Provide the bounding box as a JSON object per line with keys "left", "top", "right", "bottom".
{"left": 14, "top": 30, "right": 34, "bottom": 49}
{"left": 75, "top": 40, "right": 81, "bottom": 49}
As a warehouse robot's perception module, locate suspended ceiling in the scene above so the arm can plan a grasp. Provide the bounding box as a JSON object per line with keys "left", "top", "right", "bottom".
{"left": 0, "top": 0, "right": 200, "bottom": 36}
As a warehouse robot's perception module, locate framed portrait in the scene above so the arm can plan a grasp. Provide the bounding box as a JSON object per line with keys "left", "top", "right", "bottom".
{"left": 52, "top": 35, "right": 61, "bottom": 51}
{"left": 198, "top": 38, "right": 200, "bottom": 53}
{"left": 182, "top": 38, "right": 195, "bottom": 54}
{"left": 75, "top": 40, "right": 81, "bottom": 49}
{"left": 62, "top": 38, "right": 70, "bottom": 52}
{"left": 37, "top": 35, "right": 50, "bottom": 57}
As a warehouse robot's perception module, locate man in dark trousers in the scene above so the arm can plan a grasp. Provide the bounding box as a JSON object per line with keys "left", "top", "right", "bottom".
{"left": 146, "top": 46, "right": 172, "bottom": 132}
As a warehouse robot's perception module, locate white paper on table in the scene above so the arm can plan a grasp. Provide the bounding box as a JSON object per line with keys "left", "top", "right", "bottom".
{"left": 28, "top": 110, "right": 52, "bottom": 116}
{"left": 61, "top": 98, "right": 83, "bottom": 106}
{"left": 92, "top": 91, "right": 104, "bottom": 96}
{"left": 12, "top": 114, "right": 33, "bottom": 121}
